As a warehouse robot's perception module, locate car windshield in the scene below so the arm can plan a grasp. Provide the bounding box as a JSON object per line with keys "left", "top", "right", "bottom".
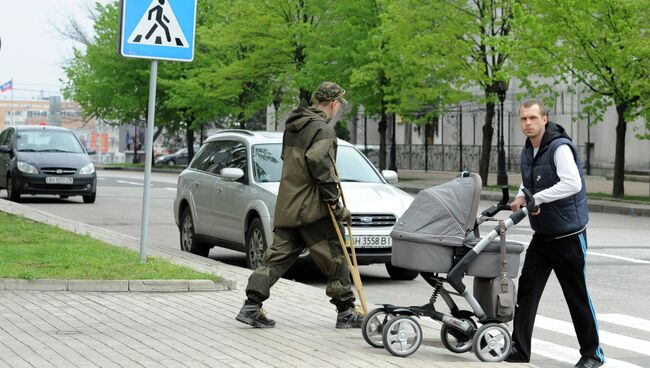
{"left": 16, "top": 130, "right": 84, "bottom": 153}
{"left": 252, "top": 144, "right": 383, "bottom": 184}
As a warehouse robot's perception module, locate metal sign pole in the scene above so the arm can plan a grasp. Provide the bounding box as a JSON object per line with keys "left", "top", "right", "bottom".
{"left": 139, "top": 59, "right": 158, "bottom": 263}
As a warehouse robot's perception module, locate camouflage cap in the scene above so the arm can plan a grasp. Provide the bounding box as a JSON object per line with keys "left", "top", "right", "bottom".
{"left": 313, "top": 82, "right": 347, "bottom": 104}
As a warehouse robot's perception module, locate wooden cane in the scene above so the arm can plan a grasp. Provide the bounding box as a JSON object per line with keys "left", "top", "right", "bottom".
{"left": 328, "top": 206, "right": 368, "bottom": 315}
{"left": 329, "top": 162, "right": 368, "bottom": 315}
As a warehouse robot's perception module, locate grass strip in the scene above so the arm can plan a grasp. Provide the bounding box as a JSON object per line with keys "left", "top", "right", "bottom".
{"left": 0, "top": 212, "right": 218, "bottom": 281}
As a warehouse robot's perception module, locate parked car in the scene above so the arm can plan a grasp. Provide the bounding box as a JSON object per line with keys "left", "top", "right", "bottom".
{"left": 155, "top": 146, "right": 199, "bottom": 166}
{"left": 0, "top": 126, "right": 97, "bottom": 203}
{"left": 173, "top": 129, "right": 418, "bottom": 280}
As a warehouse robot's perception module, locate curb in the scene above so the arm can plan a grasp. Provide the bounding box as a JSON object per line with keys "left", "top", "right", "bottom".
{"left": 397, "top": 186, "right": 650, "bottom": 217}
{"left": 0, "top": 278, "right": 232, "bottom": 292}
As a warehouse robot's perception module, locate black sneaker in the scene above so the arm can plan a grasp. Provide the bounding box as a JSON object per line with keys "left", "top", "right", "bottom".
{"left": 505, "top": 344, "right": 529, "bottom": 363}
{"left": 336, "top": 306, "right": 364, "bottom": 329}
{"left": 574, "top": 356, "right": 604, "bottom": 368}
{"left": 236, "top": 303, "right": 276, "bottom": 328}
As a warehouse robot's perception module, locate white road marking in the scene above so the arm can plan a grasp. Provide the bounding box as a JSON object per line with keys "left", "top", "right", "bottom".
{"left": 117, "top": 180, "right": 143, "bottom": 186}
{"left": 587, "top": 251, "right": 650, "bottom": 264}
{"left": 163, "top": 188, "right": 176, "bottom": 191}
{"left": 535, "top": 315, "right": 650, "bottom": 356}
{"left": 532, "top": 338, "right": 642, "bottom": 368}
{"left": 599, "top": 314, "right": 650, "bottom": 333}
{"left": 507, "top": 242, "right": 649, "bottom": 264}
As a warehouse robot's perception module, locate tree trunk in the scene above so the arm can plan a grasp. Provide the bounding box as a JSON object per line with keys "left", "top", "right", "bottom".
{"left": 238, "top": 111, "right": 246, "bottom": 129}
{"left": 479, "top": 100, "right": 496, "bottom": 187}
{"left": 186, "top": 123, "right": 195, "bottom": 163}
{"left": 378, "top": 102, "right": 387, "bottom": 171}
{"left": 613, "top": 103, "right": 627, "bottom": 197}
{"left": 151, "top": 126, "right": 163, "bottom": 167}
{"left": 299, "top": 88, "right": 311, "bottom": 104}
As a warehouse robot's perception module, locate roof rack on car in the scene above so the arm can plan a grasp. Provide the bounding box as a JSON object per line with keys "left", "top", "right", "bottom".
{"left": 215, "top": 129, "right": 255, "bottom": 136}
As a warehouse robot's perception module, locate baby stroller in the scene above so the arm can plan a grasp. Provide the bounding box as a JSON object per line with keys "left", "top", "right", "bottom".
{"left": 361, "top": 172, "right": 536, "bottom": 362}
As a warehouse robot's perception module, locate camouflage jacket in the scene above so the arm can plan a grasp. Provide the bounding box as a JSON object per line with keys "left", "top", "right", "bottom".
{"left": 273, "top": 105, "right": 339, "bottom": 228}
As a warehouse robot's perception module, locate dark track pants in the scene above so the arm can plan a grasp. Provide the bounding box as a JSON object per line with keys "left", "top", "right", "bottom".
{"left": 512, "top": 230, "right": 605, "bottom": 363}
{"left": 245, "top": 217, "right": 356, "bottom": 311}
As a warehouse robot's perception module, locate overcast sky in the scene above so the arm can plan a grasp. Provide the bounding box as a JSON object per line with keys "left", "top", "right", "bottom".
{"left": 0, "top": 0, "right": 110, "bottom": 101}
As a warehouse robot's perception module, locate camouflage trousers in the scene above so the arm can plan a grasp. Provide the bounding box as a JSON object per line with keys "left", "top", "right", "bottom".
{"left": 245, "top": 217, "right": 356, "bottom": 311}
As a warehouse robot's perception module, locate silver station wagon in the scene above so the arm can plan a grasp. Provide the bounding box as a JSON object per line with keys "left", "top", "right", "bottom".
{"left": 173, "top": 129, "right": 417, "bottom": 280}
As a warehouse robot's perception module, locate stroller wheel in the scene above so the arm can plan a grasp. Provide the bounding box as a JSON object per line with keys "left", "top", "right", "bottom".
{"left": 382, "top": 315, "right": 422, "bottom": 357}
{"left": 362, "top": 308, "right": 395, "bottom": 348}
{"left": 440, "top": 317, "right": 476, "bottom": 353}
{"left": 471, "top": 323, "right": 512, "bottom": 362}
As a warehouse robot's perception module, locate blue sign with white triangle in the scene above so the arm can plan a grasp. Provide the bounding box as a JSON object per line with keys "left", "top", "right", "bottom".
{"left": 119, "top": 0, "right": 197, "bottom": 62}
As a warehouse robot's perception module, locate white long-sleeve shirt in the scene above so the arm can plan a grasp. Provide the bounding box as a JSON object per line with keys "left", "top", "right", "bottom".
{"left": 516, "top": 144, "right": 582, "bottom": 205}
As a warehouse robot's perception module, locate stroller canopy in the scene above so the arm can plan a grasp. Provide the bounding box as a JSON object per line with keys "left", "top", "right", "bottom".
{"left": 391, "top": 173, "right": 482, "bottom": 247}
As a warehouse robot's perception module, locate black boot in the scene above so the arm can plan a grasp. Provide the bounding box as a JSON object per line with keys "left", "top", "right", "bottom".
{"left": 336, "top": 306, "right": 364, "bottom": 329}
{"left": 236, "top": 302, "right": 275, "bottom": 328}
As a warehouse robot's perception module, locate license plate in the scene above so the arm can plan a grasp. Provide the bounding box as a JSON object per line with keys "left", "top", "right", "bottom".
{"left": 345, "top": 235, "right": 392, "bottom": 248}
{"left": 45, "top": 177, "right": 74, "bottom": 184}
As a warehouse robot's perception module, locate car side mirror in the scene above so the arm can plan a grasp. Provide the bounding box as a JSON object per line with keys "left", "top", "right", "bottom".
{"left": 86, "top": 148, "right": 96, "bottom": 155}
{"left": 0, "top": 145, "right": 11, "bottom": 154}
{"left": 382, "top": 170, "right": 398, "bottom": 184}
{"left": 221, "top": 167, "right": 244, "bottom": 181}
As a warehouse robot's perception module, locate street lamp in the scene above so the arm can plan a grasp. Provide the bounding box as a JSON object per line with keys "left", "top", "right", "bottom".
{"left": 496, "top": 81, "right": 508, "bottom": 186}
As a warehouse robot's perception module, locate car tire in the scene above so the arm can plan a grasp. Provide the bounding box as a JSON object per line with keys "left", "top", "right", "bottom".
{"left": 82, "top": 192, "right": 96, "bottom": 204}
{"left": 168, "top": 160, "right": 175, "bottom": 166}
{"left": 245, "top": 218, "right": 268, "bottom": 269}
{"left": 180, "top": 207, "right": 209, "bottom": 257}
{"left": 6, "top": 175, "right": 21, "bottom": 202}
{"left": 385, "top": 263, "right": 419, "bottom": 281}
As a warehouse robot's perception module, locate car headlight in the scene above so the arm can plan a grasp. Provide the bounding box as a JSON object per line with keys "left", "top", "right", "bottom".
{"left": 79, "top": 163, "right": 95, "bottom": 175}
{"left": 17, "top": 161, "right": 38, "bottom": 174}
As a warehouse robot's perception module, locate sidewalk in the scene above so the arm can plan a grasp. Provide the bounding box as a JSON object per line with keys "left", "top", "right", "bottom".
{"left": 0, "top": 200, "right": 534, "bottom": 368}
{"left": 394, "top": 170, "right": 650, "bottom": 217}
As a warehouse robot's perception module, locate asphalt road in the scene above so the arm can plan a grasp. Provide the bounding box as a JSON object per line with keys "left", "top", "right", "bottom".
{"left": 13, "top": 169, "right": 650, "bottom": 368}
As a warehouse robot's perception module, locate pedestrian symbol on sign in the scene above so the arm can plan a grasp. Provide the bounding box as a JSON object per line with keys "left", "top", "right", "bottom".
{"left": 127, "top": 0, "right": 188, "bottom": 47}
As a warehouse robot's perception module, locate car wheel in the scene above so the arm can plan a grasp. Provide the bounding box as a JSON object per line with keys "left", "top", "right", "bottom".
{"left": 385, "top": 263, "right": 419, "bottom": 281}
{"left": 245, "top": 218, "right": 267, "bottom": 269}
{"left": 180, "top": 207, "right": 209, "bottom": 257}
{"left": 168, "top": 160, "right": 175, "bottom": 165}
{"left": 6, "top": 175, "right": 21, "bottom": 202}
{"left": 82, "top": 192, "right": 96, "bottom": 204}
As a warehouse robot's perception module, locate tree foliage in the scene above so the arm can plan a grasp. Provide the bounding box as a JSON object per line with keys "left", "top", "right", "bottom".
{"left": 514, "top": 0, "right": 650, "bottom": 197}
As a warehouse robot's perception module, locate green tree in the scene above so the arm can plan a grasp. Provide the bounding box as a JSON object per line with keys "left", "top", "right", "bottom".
{"left": 515, "top": 0, "right": 650, "bottom": 197}
{"left": 63, "top": 1, "right": 179, "bottom": 162}
{"left": 382, "top": 0, "right": 518, "bottom": 185}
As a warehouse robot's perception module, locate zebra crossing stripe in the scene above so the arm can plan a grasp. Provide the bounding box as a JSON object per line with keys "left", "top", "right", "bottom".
{"left": 599, "top": 314, "right": 650, "bottom": 333}
{"left": 532, "top": 338, "right": 643, "bottom": 368}
{"left": 535, "top": 315, "right": 650, "bottom": 356}
{"left": 586, "top": 251, "right": 650, "bottom": 264}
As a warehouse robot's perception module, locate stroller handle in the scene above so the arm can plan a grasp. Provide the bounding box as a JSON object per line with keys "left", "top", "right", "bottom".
{"left": 480, "top": 186, "right": 511, "bottom": 218}
{"left": 509, "top": 188, "right": 538, "bottom": 225}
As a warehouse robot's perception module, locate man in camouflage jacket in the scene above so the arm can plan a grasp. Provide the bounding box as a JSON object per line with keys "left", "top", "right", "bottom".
{"left": 236, "top": 82, "right": 363, "bottom": 329}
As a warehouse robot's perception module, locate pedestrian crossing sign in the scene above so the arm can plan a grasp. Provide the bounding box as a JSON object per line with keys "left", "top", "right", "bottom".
{"left": 119, "top": 0, "right": 197, "bottom": 62}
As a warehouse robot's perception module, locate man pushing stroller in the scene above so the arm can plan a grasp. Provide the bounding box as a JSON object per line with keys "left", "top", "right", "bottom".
{"left": 506, "top": 100, "right": 605, "bottom": 368}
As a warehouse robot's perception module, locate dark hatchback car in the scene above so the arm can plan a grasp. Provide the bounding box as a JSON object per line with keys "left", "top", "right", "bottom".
{"left": 0, "top": 126, "right": 97, "bottom": 203}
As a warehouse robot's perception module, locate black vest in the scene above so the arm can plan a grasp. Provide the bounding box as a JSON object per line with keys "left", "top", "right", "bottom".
{"left": 520, "top": 138, "right": 588, "bottom": 237}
